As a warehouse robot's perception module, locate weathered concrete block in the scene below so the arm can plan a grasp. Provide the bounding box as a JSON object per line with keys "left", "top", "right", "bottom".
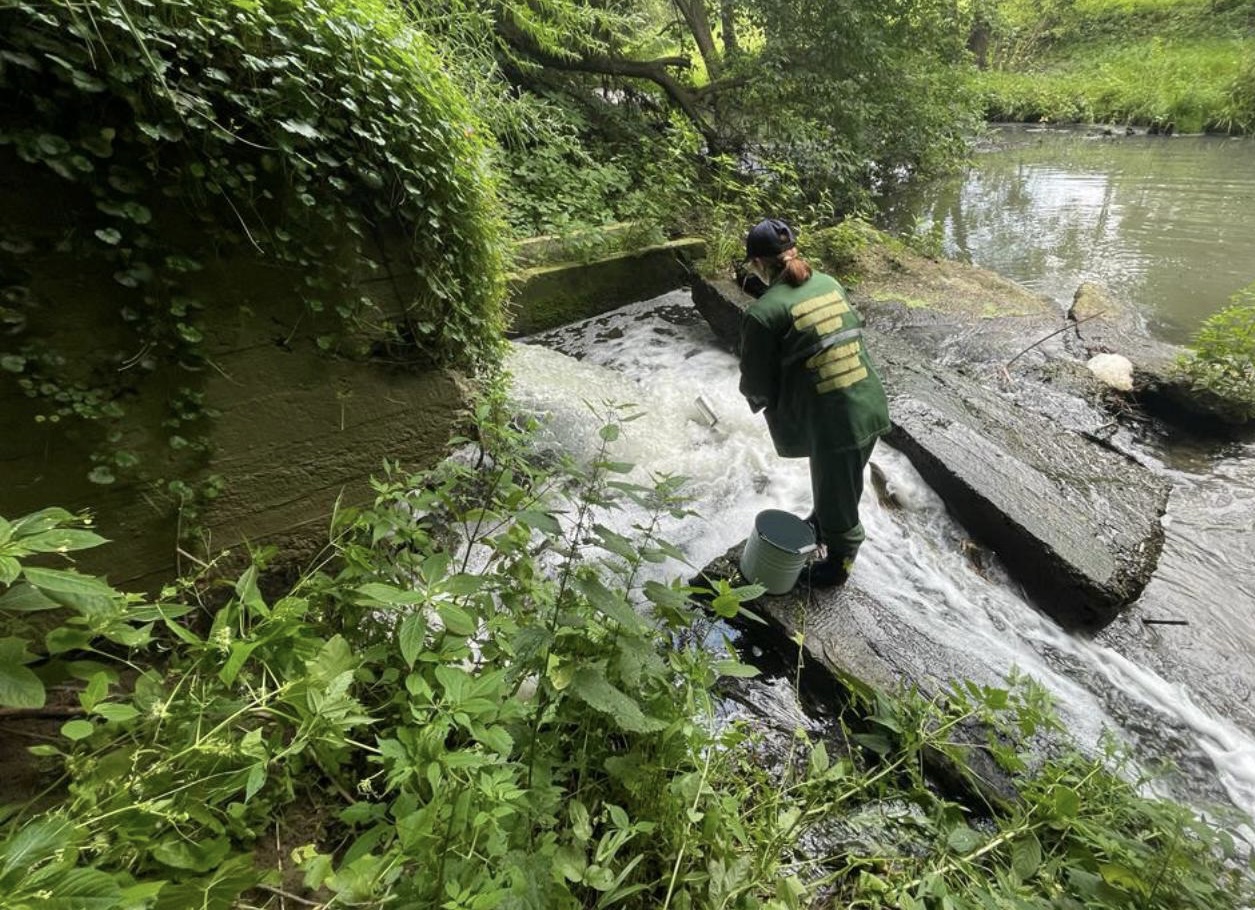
{"left": 869, "top": 328, "right": 1169, "bottom": 627}
{"left": 699, "top": 547, "right": 1020, "bottom": 812}
{"left": 689, "top": 275, "right": 1169, "bottom": 628}
{"left": 507, "top": 238, "right": 705, "bottom": 336}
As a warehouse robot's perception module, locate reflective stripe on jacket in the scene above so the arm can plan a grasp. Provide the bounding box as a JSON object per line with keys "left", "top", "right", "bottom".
{"left": 738, "top": 272, "right": 890, "bottom": 457}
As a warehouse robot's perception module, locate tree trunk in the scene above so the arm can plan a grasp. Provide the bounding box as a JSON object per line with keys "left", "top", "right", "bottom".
{"left": 720, "top": 1, "right": 739, "bottom": 56}
{"left": 672, "top": 0, "right": 722, "bottom": 80}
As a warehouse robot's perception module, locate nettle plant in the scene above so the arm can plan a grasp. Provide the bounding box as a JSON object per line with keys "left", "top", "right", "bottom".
{"left": 0, "top": 0, "right": 506, "bottom": 505}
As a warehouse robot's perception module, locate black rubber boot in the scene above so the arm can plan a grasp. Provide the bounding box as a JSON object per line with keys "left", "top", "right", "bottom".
{"left": 806, "top": 555, "right": 851, "bottom": 589}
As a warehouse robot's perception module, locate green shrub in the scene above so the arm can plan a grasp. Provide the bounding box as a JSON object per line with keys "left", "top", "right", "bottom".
{"left": 3, "top": 401, "right": 1252, "bottom": 908}
{"left": 1175, "top": 283, "right": 1255, "bottom": 422}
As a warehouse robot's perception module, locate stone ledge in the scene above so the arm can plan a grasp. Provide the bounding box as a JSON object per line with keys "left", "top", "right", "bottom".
{"left": 507, "top": 238, "right": 706, "bottom": 337}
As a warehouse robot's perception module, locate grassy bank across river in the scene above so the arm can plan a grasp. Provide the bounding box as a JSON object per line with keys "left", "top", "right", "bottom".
{"left": 974, "top": 0, "right": 1255, "bottom": 133}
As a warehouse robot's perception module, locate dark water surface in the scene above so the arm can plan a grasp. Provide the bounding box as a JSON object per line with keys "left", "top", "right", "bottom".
{"left": 889, "top": 125, "right": 1255, "bottom": 344}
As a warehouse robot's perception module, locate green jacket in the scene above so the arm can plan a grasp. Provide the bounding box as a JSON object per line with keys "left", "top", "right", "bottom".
{"left": 739, "top": 272, "right": 890, "bottom": 457}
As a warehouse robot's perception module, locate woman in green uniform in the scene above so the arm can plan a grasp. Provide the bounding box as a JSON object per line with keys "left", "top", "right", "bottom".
{"left": 738, "top": 218, "right": 891, "bottom": 587}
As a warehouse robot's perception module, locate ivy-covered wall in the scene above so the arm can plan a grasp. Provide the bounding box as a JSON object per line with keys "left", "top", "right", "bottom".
{"left": 0, "top": 0, "right": 506, "bottom": 586}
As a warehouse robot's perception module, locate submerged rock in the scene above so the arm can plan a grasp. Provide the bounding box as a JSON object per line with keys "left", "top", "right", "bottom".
{"left": 699, "top": 546, "right": 1021, "bottom": 813}
{"left": 870, "top": 327, "right": 1169, "bottom": 627}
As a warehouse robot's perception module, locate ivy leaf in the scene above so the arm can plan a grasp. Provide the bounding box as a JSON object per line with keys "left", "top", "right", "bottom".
{"left": 94, "top": 227, "right": 122, "bottom": 245}
{"left": 87, "top": 466, "right": 116, "bottom": 485}
{"left": 278, "top": 119, "right": 323, "bottom": 140}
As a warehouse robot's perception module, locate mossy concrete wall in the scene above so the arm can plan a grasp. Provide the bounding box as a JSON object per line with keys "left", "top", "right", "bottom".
{"left": 1, "top": 165, "right": 469, "bottom": 590}
{"left": 508, "top": 238, "right": 705, "bottom": 336}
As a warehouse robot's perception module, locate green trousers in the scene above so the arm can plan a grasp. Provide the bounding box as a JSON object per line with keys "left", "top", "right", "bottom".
{"left": 808, "top": 439, "right": 877, "bottom": 561}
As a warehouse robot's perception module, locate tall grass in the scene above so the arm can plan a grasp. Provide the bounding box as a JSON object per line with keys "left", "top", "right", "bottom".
{"left": 975, "top": 37, "right": 1254, "bottom": 132}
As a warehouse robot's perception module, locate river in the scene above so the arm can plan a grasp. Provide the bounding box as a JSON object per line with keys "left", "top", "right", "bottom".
{"left": 506, "top": 127, "right": 1255, "bottom": 822}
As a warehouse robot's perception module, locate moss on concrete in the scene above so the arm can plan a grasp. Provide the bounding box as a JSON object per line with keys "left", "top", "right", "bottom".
{"left": 507, "top": 238, "right": 705, "bottom": 336}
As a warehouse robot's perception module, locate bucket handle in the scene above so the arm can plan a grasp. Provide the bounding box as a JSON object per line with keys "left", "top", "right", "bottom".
{"left": 797, "top": 544, "right": 817, "bottom": 556}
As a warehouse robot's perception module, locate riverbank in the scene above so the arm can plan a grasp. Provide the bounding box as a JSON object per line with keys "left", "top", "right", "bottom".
{"left": 973, "top": 0, "right": 1254, "bottom": 133}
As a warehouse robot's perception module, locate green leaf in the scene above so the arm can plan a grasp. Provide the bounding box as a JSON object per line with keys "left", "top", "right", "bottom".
{"left": 278, "top": 119, "right": 323, "bottom": 140}
{"left": 398, "top": 613, "right": 426, "bottom": 667}
{"left": 945, "top": 825, "right": 982, "bottom": 854}
{"left": 0, "top": 582, "right": 61, "bottom": 612}
{"left": 39, "top": 867, "right": 122, "bottom": 910}
{"left": 592, "top": 525, "right": 637, "bottom": 563}
{"left": 356, "top": 583, "right": 425, "bottom": 606}
{"left": 18, "top": 529, "right": 108, "bottom": 554}
{"left": 0, "top": 818, "right": 77, "bottom": 881}
{"left": 598, "top": 424, "right": 620, "bottom": 442}
{"left": 152, "top": 837, "right": 231, "bottom": 873}
{"left": 516, "top": 509, "right": 561, "bottom": 534}
{"left": 61, "top": 719, "right": 95, "bottom": 741}
{"left": 574, "top": 576, "right": 644, "bottom": 631}
{"left": 0, "top": 556, "right": 19, "bottom": 586}
{"left": 1012, "top": 834, "right": 1042, "bottom": 880}
{"left": 713, "top": 658, "right": 759, "bottom": 679}
{"left": 94, "top": 227, "right": 122, "bottom": 245}
{"left": 219, "top": 640, "right": 260, "bottom": 686}
{"left": 23, "top": 566, "right": 116, "bottom": 604}
{"left": 79, "top": 671, "right": 108, "bottom": 710}
{"left": 88, "top": 466, "right": 116, "bottom": 485}
{"left": 10, "top": 508, "right": 78, "bottom": 537}
{"left": 1053, "top": 785, "right": 1080, "bottom": 818}
{"left": 437, "top": 603, "right": 476, "bottom": 637}
{"left": 0, "top": 638, "right": 44, "bottom": 708}
{"left": 569, "top": 668, "right": 666, "bottom": 733}
{"left": 93, "top": 702, "right": 139, "bottom": 724}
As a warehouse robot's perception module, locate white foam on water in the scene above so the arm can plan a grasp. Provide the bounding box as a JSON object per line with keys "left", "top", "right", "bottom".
{"left": 508, "top": 292, "right": 1255, "bottom": 819}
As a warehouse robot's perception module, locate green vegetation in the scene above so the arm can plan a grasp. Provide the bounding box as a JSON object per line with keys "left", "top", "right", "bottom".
{"left": 1175, "top": 282, "right": 1255, "bottom": 421}
{"left": 0, "top": 0, "right": 505, "bottom": 505}
{"left": 3, "top": 403, "right": 1252, "bottom": 909}
{"left": 973, "top": 0, "right": 1255, "bottom": 131}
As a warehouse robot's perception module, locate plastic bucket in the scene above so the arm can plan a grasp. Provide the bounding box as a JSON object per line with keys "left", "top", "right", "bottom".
{"left": 740, "top": 509, "right": 817, "bottom": 595}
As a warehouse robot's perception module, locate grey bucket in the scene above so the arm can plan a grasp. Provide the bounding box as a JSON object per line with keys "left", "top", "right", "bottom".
{"left": 740, "top": 509, "right": 818, "bottom": 595}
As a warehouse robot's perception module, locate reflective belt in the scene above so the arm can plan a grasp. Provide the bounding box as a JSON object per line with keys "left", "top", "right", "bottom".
{"left": 783, "top": 326, "right": 864, "bottom": 368}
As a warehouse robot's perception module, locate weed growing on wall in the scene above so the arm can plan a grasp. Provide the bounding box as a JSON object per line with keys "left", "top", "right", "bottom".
{"left": 1, "top": 399, "right": 1252, "bottom": 908}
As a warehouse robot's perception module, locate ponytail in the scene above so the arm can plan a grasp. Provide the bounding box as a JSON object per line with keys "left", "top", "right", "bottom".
{"left": 776, "top": 249, "right": 812, "bottom": 287}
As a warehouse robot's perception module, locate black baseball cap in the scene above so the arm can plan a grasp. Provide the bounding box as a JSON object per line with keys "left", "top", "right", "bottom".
{"left": 745, "top": 218, "right": 797, "bottom": 259}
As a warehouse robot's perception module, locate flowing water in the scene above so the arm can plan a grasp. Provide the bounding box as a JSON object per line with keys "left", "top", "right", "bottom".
{"left": 505, "top": 126, "right": 1255, "bottom": 822}
{"left": 508, "top": 293, "right": 1255, "bottom": 821}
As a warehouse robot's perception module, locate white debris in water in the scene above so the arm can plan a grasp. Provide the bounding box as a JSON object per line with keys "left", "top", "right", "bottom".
{"left": 1087, "top": 352, "right": 1135, "bottom": 390}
